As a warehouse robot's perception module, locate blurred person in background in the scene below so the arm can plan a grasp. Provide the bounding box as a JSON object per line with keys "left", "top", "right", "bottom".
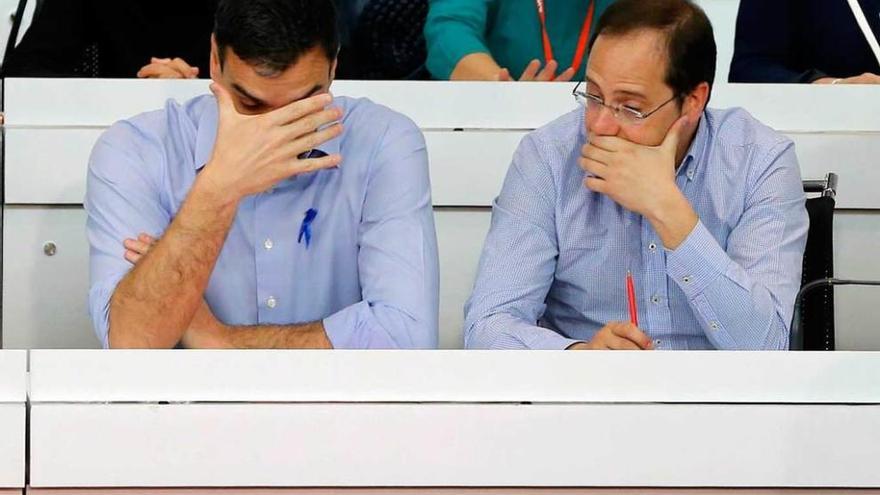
{"left": 3, "top": 0, "right": 217, "bottom": 78}
{"left": 729, "top": 0, "right": 880, "bottom": 84}
{"left": 425, "top": 0, "right": 616, "bottom": 81}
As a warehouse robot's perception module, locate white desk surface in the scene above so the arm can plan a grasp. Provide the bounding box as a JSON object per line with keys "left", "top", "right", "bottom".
{"left": 27, "top": 350, "right": 880, "bottom": 404}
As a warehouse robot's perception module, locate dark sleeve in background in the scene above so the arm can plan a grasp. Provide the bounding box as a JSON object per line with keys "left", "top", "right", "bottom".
{"left": 728, "top": 0, "right": 826, "bottom": 84}
{"left": 731, "top": 0, "right": 880, "bottom": 83}
{"left": 2, "top": 0, "right": 93, "bottom": 77}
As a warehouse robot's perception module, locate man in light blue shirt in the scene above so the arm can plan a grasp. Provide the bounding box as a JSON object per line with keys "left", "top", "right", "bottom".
{"left": 465, "top": 0, "right": 808, "bottom": 350}
{"left": 86, "top": 0, "right": 439, "bottom": 349}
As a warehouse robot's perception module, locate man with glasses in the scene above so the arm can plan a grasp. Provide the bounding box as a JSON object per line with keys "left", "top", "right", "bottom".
{"left": 464, "top": 0, "right": 808, "bottom": 350}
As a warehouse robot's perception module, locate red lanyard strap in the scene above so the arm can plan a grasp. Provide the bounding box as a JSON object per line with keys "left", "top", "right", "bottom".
{"left": 536, "top": 0, "right": 595, "bottom": 72}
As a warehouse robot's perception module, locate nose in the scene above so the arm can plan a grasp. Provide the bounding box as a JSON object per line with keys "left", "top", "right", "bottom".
{"left": 587, "top": 105, "right": 620, "bottom": 137}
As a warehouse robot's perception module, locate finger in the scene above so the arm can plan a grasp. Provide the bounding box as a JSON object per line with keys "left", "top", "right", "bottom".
{"left": 584, "top": 176, "right": 608, "bottom": 193}
{"left": 286, "top": 153, "right": 343, "bottom": 177}
{"left": 137, "top": 233, "right": 156, "bottom": 245}
{"left": 282, "top": 122, "right": 344, "bottom": 159}
{"left": 496, "top": 68, "right": 512, "bottom": 82}
{"left": 555, "top": 67, "right": 576, "bottom": 82}
{"left": 582, "top": 143, "right": 614, "bottom": 166}
{"left": 606, "top": 335, "right": 642, "bottom": 350}
{"left": 518, "top": 59, "right": 541, "bottom": 81}
{"left": 589, "top": 134, "right": 627, "bottom": 153}
{"left": 579, "top": 156, "right": 608, "bottom": 177}
{"left": 267, "top": 93, "right": 334, "bottom": 126}
{"left": 123, "top": 238, "right": 151, "bottom": 255}
{"left": 123, "top": 250, "right": 142, "bottom": 264}
{"left": 137, "top": 64, "right": 174, "bottom": 79}
{"left": 611, "top": 323, "right": 653, "bottom": 350}
{"left": 168, "top": 58, "right": 195, "bottom": 78}
{"left": 151, "top": 57, "right": 171, "bottom": 64}
{"left": 210, "top": 83, "right": 237, "bottom": 117}
{"left": 661, "top": 114, "right": 690, "bottom": 152}
{"left": 534, "top": 60, "right": 558, "bottom": 82}
{"left": 282, "top": 107, "right": 343, "bottom": 141}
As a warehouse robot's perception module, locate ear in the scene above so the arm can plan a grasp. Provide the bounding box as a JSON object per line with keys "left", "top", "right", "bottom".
{"left": 209, "top": 34, "right": 221, "bottom": 82}
{"left": 329, "top": 56, "right": 338, "bottom": 83}
{"left": 682, "top": 81, "right": 710, "bottom": 123}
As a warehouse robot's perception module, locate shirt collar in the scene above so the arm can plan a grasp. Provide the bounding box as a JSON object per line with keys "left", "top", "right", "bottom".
{"left": 677, "top": 110, "right": 710, "bottom": 182}
{"left": 193, "top": 95, "right": 343, "bottom": 171}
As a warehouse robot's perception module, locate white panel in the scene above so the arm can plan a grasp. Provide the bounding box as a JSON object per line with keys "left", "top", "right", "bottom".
{"left": 0, "top": 351, "right": 26, "bottom": 402}
{"left": 435, "top": 209, "right": 490, "bottom": 349}
{"left": 6, "top": 128, "right": 879, "bottom": 208}
{"left": 29, "top": 403, "right": 880, "bottom": 488}
{"left": 835, "top": 211, "right": 880, "bottom": 351}
{"left": 4, "top": 128, "right": 100, "bottom": 204}
{"left": 0, "top": 405, "right": 25, "bottom": 488}
{"left": 28, "top": 350, "right": 880, "bottom": 404}
{"left": 0, "top": 351, "right": 26, "bottom": 488}
{"left": 6, "top": 79, "right": 880, "bottom": 132}
{"left": 426, "top": 131, "right": 523, "bottom": 207}
{"left": 2, "top": 207, "right": 98, "bottom": 349}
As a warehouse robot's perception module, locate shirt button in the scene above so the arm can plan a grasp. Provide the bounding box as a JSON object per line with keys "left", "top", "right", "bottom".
{"left": 687, "top": 170, "right": 695, "bottom": 180}
{"left": 264, "top": 238, "right": 274, "bottom": 250}
{"left": 651, "top": 294, "right": 661, "bottom": 305}
{"left": 683, "top": 276, "right": 692, "bottom": 284}
{"left": 266, "top": 296, "right": 277, "bottom": 309}
{"left": 710, "top": 321, "right": 719, "bottom": 330}
{"left": 648, "top": 242, "right": 657, "bottom": 252}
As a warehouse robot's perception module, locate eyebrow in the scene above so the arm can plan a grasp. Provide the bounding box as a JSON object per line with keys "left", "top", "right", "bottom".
{"left": 585, "top": 77, "right": 647, "bottom": 100}
{"left": 231, "top": 82, "right": 324, "bottom": 107}
{"left": 231, "top": 83, "right": 267, "bottom": 107}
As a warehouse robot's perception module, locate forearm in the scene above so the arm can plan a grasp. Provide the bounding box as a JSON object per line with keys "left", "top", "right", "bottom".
{"left": 109, "top": 176, "right": 237, "bottom": 348}
{"left": 223, "top": 321, "right": 332, "bottom": 349}
{"left": 450, "top": 53, "right": 503, "bottom": 81}
{"left": 666, "top": 221, "right": 793, "bottom": 350}
{"left": 647, "top": 189, "right": 699, "bottom": 250}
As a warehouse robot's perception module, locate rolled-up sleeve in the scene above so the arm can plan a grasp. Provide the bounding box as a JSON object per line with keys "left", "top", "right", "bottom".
{"left": 323, "top": 113, "right": 439, "bottom": 349}
{"left": 85, "top": 122, "right": 171, "bottom": 348}
{"left": 464, "top": 135, "right": 579, "bottom": 350}
{"left": 665, "top": 141, "right": 808, "bottom": 350}
{"left": 424, "top": 0, "right": 492, "bottom": 80}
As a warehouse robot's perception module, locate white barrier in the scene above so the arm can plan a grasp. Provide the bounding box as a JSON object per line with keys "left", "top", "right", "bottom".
{"left": 0, "top": 351, "right": 26, "bottom": 491}
{"left": 26, "top": 350, "right": 880, "bottom": 488}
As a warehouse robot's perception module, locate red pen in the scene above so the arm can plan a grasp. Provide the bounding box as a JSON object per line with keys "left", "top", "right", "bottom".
{"left": 626, "top": 270, "right": 639, "bottom": 327}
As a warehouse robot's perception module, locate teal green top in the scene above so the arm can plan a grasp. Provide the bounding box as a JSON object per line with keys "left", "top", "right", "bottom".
{"left": 425, "top": 0, "right": 616, "bottom": 80}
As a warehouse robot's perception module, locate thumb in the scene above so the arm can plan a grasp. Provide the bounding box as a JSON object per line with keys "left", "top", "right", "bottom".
{"left": 209, "top": 82, "right": 236, "bottom": 117}
{"left": 662, "top": 114, "right": 690, "bottom": 152}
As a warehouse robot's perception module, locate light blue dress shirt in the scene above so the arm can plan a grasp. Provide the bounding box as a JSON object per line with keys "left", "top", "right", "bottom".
{"left": 86, "top": 94, "right": 439, "bottom": 349}
{"left": 465, "top": 107, "right": 809, "bottom": 350}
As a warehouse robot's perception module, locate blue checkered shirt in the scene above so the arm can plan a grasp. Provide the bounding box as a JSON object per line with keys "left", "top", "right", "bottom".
{"left": 464, "top": 107, "right": 809, "bottom": 350}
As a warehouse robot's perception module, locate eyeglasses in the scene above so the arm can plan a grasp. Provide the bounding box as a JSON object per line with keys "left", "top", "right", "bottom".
{"left": 572, "top": 80, "right": 679, "bottom": 126}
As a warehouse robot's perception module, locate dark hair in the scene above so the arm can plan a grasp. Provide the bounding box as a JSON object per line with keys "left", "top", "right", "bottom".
{"left": 589, "top": 0, "right": 716, "bottom": 100}
{"left": 214, "top": 0, "right": 340, "bottom": 75}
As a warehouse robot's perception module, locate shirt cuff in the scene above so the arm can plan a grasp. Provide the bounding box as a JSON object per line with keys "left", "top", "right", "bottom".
{"left": 665, "top": 220, "right": 732, "bottom": 298}
{"left": 525, "top": 328, "right": 583, "bottom": 350}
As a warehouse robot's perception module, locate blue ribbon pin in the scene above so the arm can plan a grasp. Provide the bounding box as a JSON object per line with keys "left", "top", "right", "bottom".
{"left": 298, "top": 208, "right": 318, "bottom": 248}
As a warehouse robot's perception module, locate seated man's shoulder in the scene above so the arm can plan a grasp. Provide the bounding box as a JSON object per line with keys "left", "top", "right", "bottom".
{"left": 337, "top": 96, "right": 422, "bottom": 144}
{"left": 90, "top": 95, "right": 211, "bottom": 173}
{"left": 708, "top": 107, "right": 793, "bottom": 162}
{"left": 514, "top": 108, "right": 583, "bottom": 179}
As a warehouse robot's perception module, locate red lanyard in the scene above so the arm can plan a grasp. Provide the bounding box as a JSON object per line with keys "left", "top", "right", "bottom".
{"left": 535, "top": 0, "right": 595, "bottom": 72}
